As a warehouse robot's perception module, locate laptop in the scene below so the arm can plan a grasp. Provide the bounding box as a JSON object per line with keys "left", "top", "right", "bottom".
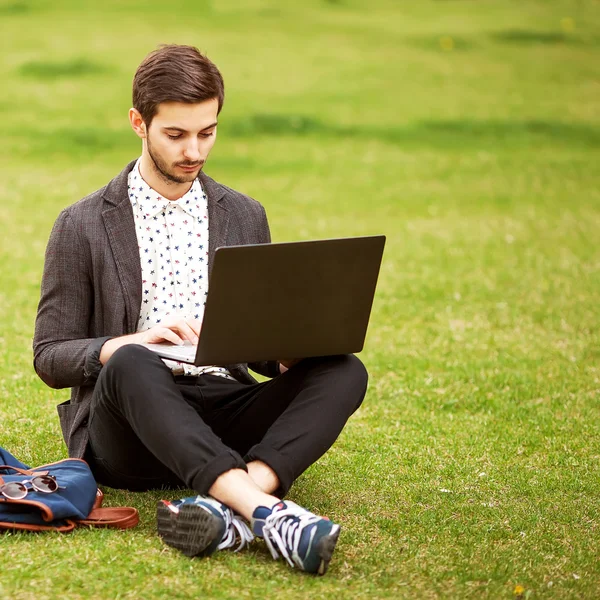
{"left": 142, "top": 235, "right": 385, "bottom": 365}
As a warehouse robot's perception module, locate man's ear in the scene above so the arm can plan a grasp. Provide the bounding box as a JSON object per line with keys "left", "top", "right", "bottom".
{"left": 129, "top": 108, "right": 147, "bottom": 139}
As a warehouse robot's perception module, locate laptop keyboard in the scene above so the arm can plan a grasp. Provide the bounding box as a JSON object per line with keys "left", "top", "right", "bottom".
{"left": 141, "top": 342, "right": 196, "bottom": 361}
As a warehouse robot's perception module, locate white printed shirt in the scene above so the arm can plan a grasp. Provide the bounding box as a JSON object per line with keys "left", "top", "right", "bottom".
{"left": 127, "top": 159, "right": 232, "bottom": 378}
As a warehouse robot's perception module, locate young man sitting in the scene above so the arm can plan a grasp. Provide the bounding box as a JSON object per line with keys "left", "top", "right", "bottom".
{"left": 33, "top": 44, "right": 368, "bottom": 575}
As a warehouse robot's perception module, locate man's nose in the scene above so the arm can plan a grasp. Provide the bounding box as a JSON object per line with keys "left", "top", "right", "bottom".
{"left": 183, "top": 140, "right": 201, "bottom": 162}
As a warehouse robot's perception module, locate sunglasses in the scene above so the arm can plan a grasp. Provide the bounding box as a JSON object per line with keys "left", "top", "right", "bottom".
{"left": 0, "top": 474, "right": 64, "bottom": 500}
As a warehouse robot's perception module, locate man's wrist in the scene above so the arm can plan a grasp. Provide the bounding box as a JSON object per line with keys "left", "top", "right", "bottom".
{"left": 99, "top": 332, "right": 143, "bottom": 365}
{"left": 83, "top": 336, "right": 116, "bottom": 380}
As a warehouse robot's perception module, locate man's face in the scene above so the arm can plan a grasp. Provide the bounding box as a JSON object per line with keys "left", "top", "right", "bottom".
{"left": 144, "top": 98, "right": 219, "bottom": 184}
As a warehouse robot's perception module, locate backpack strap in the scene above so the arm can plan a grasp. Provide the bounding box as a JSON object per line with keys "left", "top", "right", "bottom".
{"left": 0, "top": 465, "right": 49, "bottom": 476}
{"left": 0, "top": 519, "right": 77, "bottom": 533}
{"left": 93, "top": 488, "right": 104, "bottom": 509}
{"left": 78, "top": 506, "right": 139, "bottom": 530}
{"left": 78, "top": 488, "right": 139, "bottom": 529}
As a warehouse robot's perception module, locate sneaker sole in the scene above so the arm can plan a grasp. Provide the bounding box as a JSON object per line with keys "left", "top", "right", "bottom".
{"left": 156, "top": 502, "right": 222, "bottom": 558}
{"left": 316, "top": 524, "right": 341, "bottom": 576}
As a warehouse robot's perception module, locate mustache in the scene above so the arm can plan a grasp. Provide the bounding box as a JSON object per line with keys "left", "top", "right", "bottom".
{"left": 176, "top": 160, "right": 204, "bottom": 168}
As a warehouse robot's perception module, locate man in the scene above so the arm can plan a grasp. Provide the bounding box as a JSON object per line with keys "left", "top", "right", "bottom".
{"left": 34, "top": 45, "right": 368, "bottom": 575}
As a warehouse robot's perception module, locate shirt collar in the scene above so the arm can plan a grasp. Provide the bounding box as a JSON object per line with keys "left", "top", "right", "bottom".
{"left": 128, "top": 159, "right": 206, "bottom": 219}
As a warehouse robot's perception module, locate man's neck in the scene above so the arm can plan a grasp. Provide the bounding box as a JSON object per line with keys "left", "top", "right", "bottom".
{"left": 138, "top": 154, "right": 194, "bottom": 201}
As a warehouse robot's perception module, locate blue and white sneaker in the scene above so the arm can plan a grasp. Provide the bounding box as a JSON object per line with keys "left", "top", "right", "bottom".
{"left": 157, "top": 495, "right": 254, "bottom": 558}
{"left": 251, "top": 501, "right": 341, "bottom": 575}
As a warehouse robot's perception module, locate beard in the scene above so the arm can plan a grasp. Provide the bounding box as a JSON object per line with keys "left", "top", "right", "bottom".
{"left": 147, "top": 136, "right": 204, "bottom": 185}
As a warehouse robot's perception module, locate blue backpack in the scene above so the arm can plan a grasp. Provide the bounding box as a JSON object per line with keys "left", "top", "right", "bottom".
{"left": 0, "top": 446, "right": 138, "bottom": 532}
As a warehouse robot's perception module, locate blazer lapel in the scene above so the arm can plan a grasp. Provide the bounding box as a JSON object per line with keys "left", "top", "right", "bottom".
{"left": 101, "top": 162, "right": 142, "bottom": 333}
{"left": 201, "top": 172, "right": 229, "bottom": 278}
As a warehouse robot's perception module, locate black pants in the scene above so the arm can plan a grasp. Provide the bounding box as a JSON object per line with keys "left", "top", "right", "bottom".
{"left": 86, "top": 345, "right": 368, "bottom": 497}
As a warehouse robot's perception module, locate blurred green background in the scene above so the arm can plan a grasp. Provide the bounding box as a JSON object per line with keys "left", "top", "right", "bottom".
{"left": 0, "top": 0, "right": 599, "bottom": 598}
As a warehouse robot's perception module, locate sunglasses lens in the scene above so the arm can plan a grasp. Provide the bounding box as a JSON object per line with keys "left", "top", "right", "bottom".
{"left": 32, "top": 475, "right": 59, "bottom": 493}
{"left": 1, "top": 482, "right": 28, "bottom": 500}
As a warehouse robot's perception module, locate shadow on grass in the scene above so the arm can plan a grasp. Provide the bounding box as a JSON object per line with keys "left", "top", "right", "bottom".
{"left": 223, "top": 114, "right": 600, "bottom": 148}
{"left": 0, "top": 1, "right": 30, "bottom": 15}
{"left": 55, "top": 128, "right": 124, "bottom": 150}
{"left": 8, "top": 128, "right": 135, "bottom": 158}
{"left": 409, "top": 29, "right": 599, "bottom": 52}
{"left": 19, "top": 59, "right": 111, "bottom": 79}
{"left": 7, "top": 117, "right": 600, "bottom": 159}
{"left": 491, "top": 29, "right": 598, "bottom": 46}
{"left": 414, "top": 120, "right": 600, "bottom": 147}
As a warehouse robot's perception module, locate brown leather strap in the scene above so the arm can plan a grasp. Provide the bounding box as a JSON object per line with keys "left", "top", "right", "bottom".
{"left": 0, "top": 465, "right": 49, "bottom": 476}
{"left": 0, "top": 519, "right": 77, "bottom": 533}
{"left": 78, "top": 506, "right": 139, "bottom": 530}
{"left": 93, "top": 488, "right": 104, "bottom": 509}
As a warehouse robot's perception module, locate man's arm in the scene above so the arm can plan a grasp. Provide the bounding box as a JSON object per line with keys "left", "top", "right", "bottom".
{"left": 33, "top": 209, "right": 106, "bottom": 389}
{"left": 34, "top": 210, "right": 203, "bottom": 387}
{"left": 98, "top": 317, "right": 201, "bottom": 364}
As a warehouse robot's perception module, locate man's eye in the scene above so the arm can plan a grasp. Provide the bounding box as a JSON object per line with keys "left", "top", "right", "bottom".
{"left": 200, "top": 132, "right": 214, "bottom": 139}
{"left": 167, "top": 134, "right": 181, "bottom": 140}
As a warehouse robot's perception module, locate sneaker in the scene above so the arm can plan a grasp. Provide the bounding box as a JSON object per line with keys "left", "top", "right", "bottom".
{"left": 157, "top": 495, "right": 253, "bottom": 558}
{"left": 251, "top": 501, "right": 341, "bottom": 575}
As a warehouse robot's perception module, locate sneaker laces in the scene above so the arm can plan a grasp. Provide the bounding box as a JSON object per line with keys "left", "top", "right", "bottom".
{"left": 261, "top": 502, "right": 322, "bottom": 568}
{"left": 218, "top": 511, "right": 254, "bottom": 552}
{"left": 189, "top": 496, "right": 254, "bottom": 552}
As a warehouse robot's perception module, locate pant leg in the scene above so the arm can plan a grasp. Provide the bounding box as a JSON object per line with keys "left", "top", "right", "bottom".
{"left": 87, "top": 344, "right": 247, "bottom": 493}
{"left": 204, "top": 354, "right": 368, "bottom": 497}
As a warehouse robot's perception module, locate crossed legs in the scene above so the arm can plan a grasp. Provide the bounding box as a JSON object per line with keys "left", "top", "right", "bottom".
{"left": 87, "top": 345, "right": 368, "bottom": 519}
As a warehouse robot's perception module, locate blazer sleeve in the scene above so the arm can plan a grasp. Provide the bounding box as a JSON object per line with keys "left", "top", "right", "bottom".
{"left": 33, "top": 209, "right": 111, "bottom": 389}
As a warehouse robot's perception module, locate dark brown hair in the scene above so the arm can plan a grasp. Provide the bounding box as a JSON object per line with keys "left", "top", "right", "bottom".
{"left": 133, "top": 44, "right": 225, "bottom": 125}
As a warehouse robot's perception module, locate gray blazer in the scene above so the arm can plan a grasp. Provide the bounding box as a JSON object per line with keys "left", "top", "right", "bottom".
{"left": 33, "top": 160, "right": 279, "bottom": 459}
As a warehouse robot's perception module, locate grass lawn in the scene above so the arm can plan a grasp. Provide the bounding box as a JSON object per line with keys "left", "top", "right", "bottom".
{"left": 1, "top": 0, "right": 599, "bottom": 597}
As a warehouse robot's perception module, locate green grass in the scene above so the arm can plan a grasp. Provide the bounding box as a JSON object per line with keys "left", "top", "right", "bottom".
{"left": 1, "top": 0, "right": 599, "bottom": 597}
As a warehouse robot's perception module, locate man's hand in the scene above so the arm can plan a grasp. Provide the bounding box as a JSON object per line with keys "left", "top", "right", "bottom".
{"left": 278, "top": 358, "right": 301, "bottom": 374}
{"left": 139, "top": 316, "right": 201, "bottom": 346}
{"left": 99, "top": 317, "right": 202, "bottom": 364}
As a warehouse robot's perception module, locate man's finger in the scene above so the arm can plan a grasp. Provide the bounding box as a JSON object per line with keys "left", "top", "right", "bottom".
{"left": 185, "top": 318, "right": 202, "bottom": 337}
{"left": 157, "top": 328, "right": 185, "bottom": 346}
{"left": 173, "top": 320, "right": 199, "bottom": 344}
{"left": 279, "top": 358, "right": 302, "bottom": 369}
